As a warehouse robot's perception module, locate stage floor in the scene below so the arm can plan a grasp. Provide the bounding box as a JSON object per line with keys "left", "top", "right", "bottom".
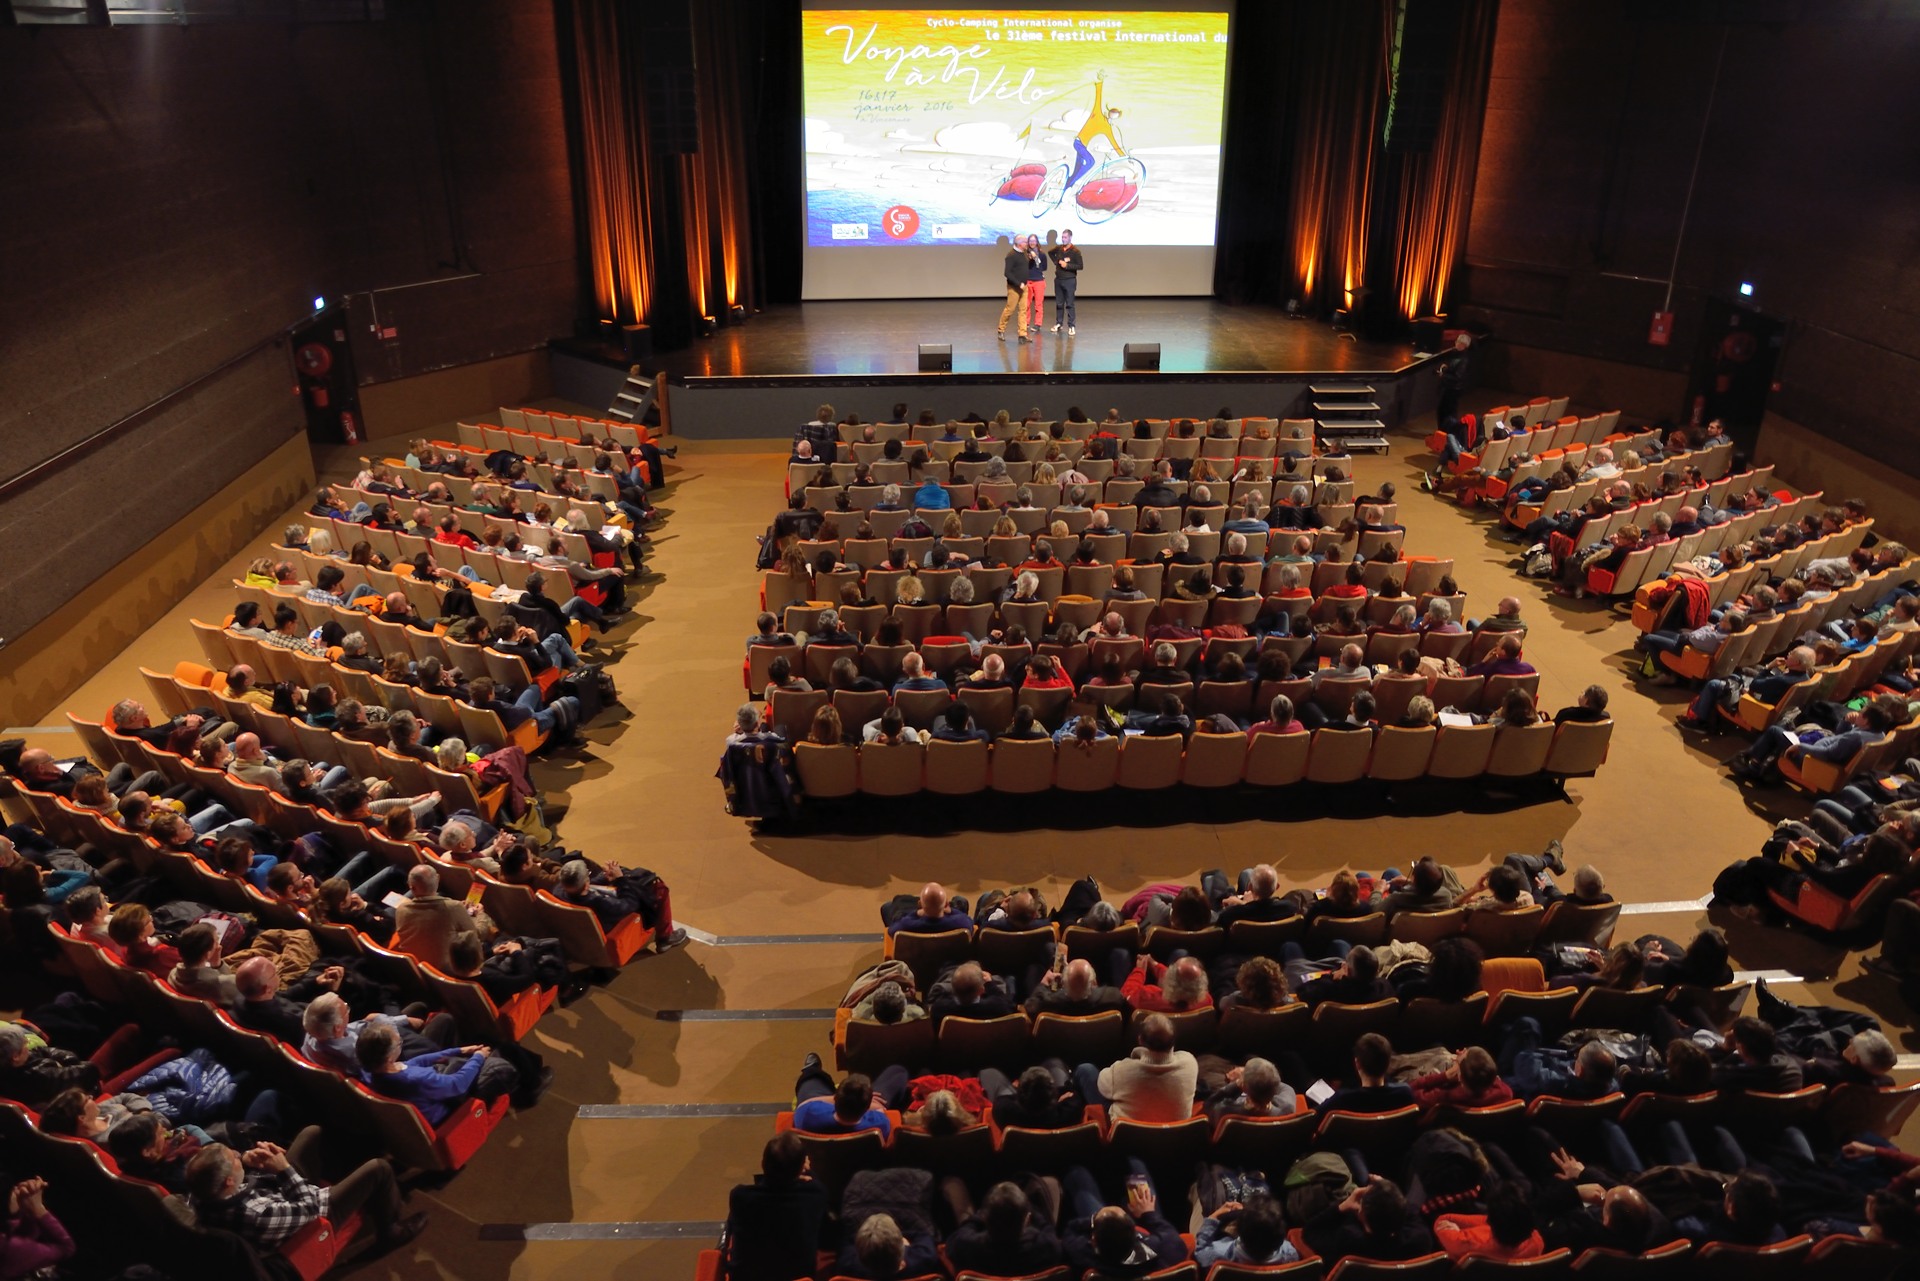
{"left": 653, "top": 299, "right": 1420, "bottom": 380}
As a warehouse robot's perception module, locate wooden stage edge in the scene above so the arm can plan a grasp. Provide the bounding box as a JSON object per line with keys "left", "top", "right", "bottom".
{"left": 549, "top": 299, "right": 1448, "bottom": 438}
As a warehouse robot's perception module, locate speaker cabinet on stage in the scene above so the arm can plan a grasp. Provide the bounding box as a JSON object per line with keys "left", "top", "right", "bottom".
{"left": 622, "top": 323, "right": 653, "bottom": 362}
{"left": 1123, "top": 342, "right": 1161, "bottom": 371}
{"left": 1412, "top": 316, "right": 1446, "bottom": 350}
{"left": 917, "top": 343, "right": 953, "bottom": 372}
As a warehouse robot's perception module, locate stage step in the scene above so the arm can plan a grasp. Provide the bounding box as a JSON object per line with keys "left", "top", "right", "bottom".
{"left": 607, "top": 373, "right": 657, "bottom": 423}
{"left": 1310, "top": 384, "right": 1375, "bottom": 395}
{"left": 1313, "top": 401, "right": 1381, "bottom": 413}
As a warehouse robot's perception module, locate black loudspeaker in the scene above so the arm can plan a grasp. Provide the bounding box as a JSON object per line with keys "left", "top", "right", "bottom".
{"left": 621, "top": 323, "right": 653, "bottom": 362}
{"left": 1412, "top": 316, "right": 1447, "bottom": 350}
{"left": 1384, "top": 0, "right": 1461, "bottom": 154}
{"left": 1123, "top": 342, "right": 1161, "bottom": 371}
{"left": 639, "top": 0, "right": 700, "bottom": 155}
{"left": 917, "top": 343, "right": 953, "bottom": 372}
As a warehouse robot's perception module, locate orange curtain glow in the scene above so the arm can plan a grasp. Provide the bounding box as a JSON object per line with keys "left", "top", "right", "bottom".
{"left": 572, "top": 0, "right": 653, "bottom": 326}
{"left": 1285, "top": 4, "right": 1391, "bottom": 314}
{"left": 1391, "top": 0, "right": 1498, "bottom": 320}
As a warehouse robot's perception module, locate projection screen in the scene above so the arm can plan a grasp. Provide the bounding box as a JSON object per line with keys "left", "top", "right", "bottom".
{"left": 800, "top": 4, "right": 1233, "bottom": 300}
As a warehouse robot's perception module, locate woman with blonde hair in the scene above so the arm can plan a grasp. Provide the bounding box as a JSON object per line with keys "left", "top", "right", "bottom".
{"left": 941, "top": 511, "right": 964, "bottom": 539}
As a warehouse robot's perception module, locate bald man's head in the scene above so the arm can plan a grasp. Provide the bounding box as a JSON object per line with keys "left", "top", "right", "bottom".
{"left": 1063, "top": 958, "right": 1096, "bottom": 998}
{"left": 17, "top": 749, "right": 59, "bottom": 783}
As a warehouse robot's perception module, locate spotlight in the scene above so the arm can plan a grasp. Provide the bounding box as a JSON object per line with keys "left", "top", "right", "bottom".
{"left": 728, "top": 304, "right": 747, "bottom": 323}
{"left": 696, "top": 315, "right": 717, "bottom": 338}
{"left": 311, "top": 296, "right": 326, "bottom": 311}
{"left": 1738, "top": 282, "right": 1754, "bottom": 297}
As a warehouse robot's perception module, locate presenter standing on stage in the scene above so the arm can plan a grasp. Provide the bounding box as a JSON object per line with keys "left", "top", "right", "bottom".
{"left": 1021, "top": 235, "right": 1047, "bottom": 335}
{"left": 997, "top": 239, "right": 1032, "bottom": 343}
{"left": 1049, "top": 231, "right": 1083, "bottom": 336}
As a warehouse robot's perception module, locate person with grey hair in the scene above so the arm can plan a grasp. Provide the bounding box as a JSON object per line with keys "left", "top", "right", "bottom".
{"left": 299, "top": 991, "right": 458, "bottom": 1076}
{"left": 553, "top": 858, "right": 685, "bottom": 950}
{"left": 1135, "top": 641, "right": 1186, "bottom": 688}
{"left": 0, "top": 1025, "right": 105, "bottom": 1106}
{"left": 283, "top": 522, "right": 310, "bottom": 549}
{"left": 1422, "top": 598, "right": 1461, "bottom": 633}
{"left": 1025, "top": 957, "right": 1128, "bottom": 1019}
{"left": 393, "top": 861, "right": 483, "bottom": 971}
{"left": 851, "top": 979, "right": 925, "bottom": 1025}
{"left": 1123, "top": 955, "right": 1211, "bottom": 1014}
{"left": 186, "top": 1136, "right": 423, "bottom": 1252}
{"left": 1214, "top": 863, "right": 1294, "bottom": 927}
{"left": 840, "top": 1211, "right": 937, "bottom": 1280}
{"left": 437, "top": 819, "right": 510, "bottom": 876}
{"left": 355, "top": 1019, "right": 518, "bottom": 1123}
{"left": 1205, "top": 1056, "right": 1295, "bottom": 1120}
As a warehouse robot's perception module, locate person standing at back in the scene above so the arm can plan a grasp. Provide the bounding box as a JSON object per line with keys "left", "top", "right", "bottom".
{"left": 1050, "top": 230, "right": 1084, "bottom": 336}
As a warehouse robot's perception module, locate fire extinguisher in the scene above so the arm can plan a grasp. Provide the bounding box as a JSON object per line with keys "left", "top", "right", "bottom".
{"left": 341, "top": 410, "right": 360, "bottom": 444}
{"left": 1690, "top": 395, "right": 1704, "bottom": 427}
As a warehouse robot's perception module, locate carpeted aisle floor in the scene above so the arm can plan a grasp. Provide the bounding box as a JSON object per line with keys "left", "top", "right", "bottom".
{"left": 27, "top": 400, "right": 1917, "bottom": 1280}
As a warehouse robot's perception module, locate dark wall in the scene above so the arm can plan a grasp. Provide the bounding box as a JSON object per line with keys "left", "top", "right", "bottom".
{"left": 1461, "top": 0, "right": 1920, "bottom": 473}
{"left": 0, "top": 1, "right": 576, "bottom": 646}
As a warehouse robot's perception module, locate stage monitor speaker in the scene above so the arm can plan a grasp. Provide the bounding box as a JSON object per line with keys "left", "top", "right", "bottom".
{"left": 917, "top": 343, "right": 953, "bottom": 372}
{"left": 1123, "top": 342, "right": 1161, "bottom": 371}
{"left": 1412, "top": 316, "right": 1446, "bottom": 350}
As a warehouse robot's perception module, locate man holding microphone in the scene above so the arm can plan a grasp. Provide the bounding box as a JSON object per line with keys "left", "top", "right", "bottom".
{"left": 1050, "top": 230, "right": 1084, "bottom": 336}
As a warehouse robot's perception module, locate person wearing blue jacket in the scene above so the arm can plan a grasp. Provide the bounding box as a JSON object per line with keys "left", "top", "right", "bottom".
{"left": 355, "top": 1022, "right": 514, "bottom": 1124}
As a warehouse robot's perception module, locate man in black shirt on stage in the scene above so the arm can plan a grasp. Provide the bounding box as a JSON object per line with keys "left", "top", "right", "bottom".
{"left": 1050, "top": 231, "right": 1084, "bottom": 336}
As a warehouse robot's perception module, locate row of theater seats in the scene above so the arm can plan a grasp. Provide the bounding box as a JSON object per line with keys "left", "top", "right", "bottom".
{"left": 1628, "top": 545, "right": 1895, "bottom": 648}
{"left": 789, "top": 719, "right": 1611, "bottom": 800}
{"left": 1545, "top": 498, "right": 1856, "bottom": 604}
{"left": 761, "top": 555, "right": 1448, "bottom": 621}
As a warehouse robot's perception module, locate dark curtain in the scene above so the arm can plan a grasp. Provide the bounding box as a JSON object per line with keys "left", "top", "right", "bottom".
{"left": 1215, "top": 0, "right": 1496, "bottom": 327}
{"left": 555, "top": 0, "right": 801, "bottom": 351}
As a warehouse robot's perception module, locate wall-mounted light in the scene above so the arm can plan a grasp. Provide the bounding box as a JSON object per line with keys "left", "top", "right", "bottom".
{"left": 1738, "top": 282, "right": 1754, "bottom": 297}
{"left": 312, "top": 296, "right": 327, "bottom": 311}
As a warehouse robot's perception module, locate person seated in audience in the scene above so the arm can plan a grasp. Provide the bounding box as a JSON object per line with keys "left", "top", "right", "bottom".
{"left": 1122, "top": 955, "right": 1212, "bottom": 1014}
{"left": 1061, "top": 1157, "right": 1189, "bottom": 1278}
{"left": 1467, "top": 633, "right": 1536, "bottom": 679}
{"left": 946, "top": 1180, "right": 1064, "bottom": 1277}
{"left": 106, "top": 903, "right": 178, "bottom": 976}
{"left": 1553, "top": 685, "right": 1611, "bottom": 724}
{"left": 850, "top": 978, "right": 924, "bottom": 1025}
{"left": 885, "top": 881, "right": 972, "bottom": 935}
{"left": 0, "top": 1026, "right": 105, "bottom": 1107}
{"left": 930, "top": 702, "right": 991, "bottom": 744}
{"left": 313, "top": 875, "right": 395, "bottom": 944}
{"left": 394, "top": 864, "right": 484, "bottom": 972}
{"left": 983, "top": 1063, "right": 1084, "bottom": 1131}
{"left": 185, "top": 1139, "right": 423, "bottom": 1253}
{"left": 792, "top": 1058, "right": 901, "bottom": 1136}
{"left": 1213, "top": 863, "right": 1297, "bottom": 926}
{"left": 927, "top": 960, "right": 1016, "bottom": 1021}
{"left": 1204, "top": 1056, "right": 1296, "bottom": 1121}
{"left": 1457, "top": 863, "right": 1535, "bottom": 913}
{"left": 1019, "top": 651, "right": 1074, "bottom": 693}
{"left": 888, "top": 652, "right": 945, "bottom": 696}
{"left": 62, "top": 885, "right": 114, "bottom": 952}
{"left": 835, "top": 1212, "right": 937, "bottom": 1281}
{"left": 300, "top": 991, "right": 454, "bottom": 1076}
{"left": 899, "top": 1088, "right": 977, "bottom": 1136}
{"left": 722, "top": 1132, "right": 831, "bottom": 1281}
{"left": 1289, "top": 942, "right": 1394, "bottom": 1008}
{"left": 1219, "top": 957, "right": 1293, "bottom": 1013}
{"left": 1378, "top": 856, "right": 1466, "bottom": 917}
{"left": 1431, "top": 1183, "right": 1544, "bottom": 1262}
{"left": 355, "top": 1020, "right": 518, "bottom": 1122}
{"left": 1025, "top": 957, "right": 1128, "bottom": 1018}
{"left": 554, "top": 858, "right": 683, "bottom": 948}
{"left": 1473, "top": 596, "right": 1527, "bottom": 634}
{"left": 1408, "top": 1046, "right": 1512, "bottom": 1110}
{"left": 862, "top": 706, "right": 924, "bottom": 745}
{"left": 1247, "top": 693, "right": 1305, "bottom": 738}
{"left": 1074, "top": 1012, "right": 1198, "bottom": 1122}
{"left": 1302, "top": 1174, "right": 1435, "bottom": 1263}
{"left": 1195, "top": 1189, "right": 1298, "bottom": 1269}
{"left": 1498, "top": 1019, "right": 1618, "bottom": 1099}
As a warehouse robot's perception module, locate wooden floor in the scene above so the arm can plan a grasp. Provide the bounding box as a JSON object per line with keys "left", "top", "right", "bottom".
{"left": 25, "top": 390, "right": 1920, "bottom": 1281}
{"left": 637, "top": 299, "right": 1422, "bottom": 379}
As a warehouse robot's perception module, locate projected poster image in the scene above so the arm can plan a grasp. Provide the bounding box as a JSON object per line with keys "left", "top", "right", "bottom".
{"left": 803, "top": 10, "right": 1230, "bottom": 249}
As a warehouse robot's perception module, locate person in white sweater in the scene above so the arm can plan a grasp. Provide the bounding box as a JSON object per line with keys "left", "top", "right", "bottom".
{"left": 1072, "top": 1013, "right": 1199, "bottom": 1122}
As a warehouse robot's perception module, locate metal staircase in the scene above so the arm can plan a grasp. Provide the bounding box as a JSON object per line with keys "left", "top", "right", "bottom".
{"left": 1311, "top": 383, "right": 1388, "bottom": 453}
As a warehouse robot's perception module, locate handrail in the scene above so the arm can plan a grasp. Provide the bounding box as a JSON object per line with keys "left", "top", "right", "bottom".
{"left": 0, "top": 325, "right": 297, "bottom": 503}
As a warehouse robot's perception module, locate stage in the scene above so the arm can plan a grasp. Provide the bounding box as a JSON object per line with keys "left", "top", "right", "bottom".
{"left": 548, "top": 299, "right": 1444, "bottom": 440}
